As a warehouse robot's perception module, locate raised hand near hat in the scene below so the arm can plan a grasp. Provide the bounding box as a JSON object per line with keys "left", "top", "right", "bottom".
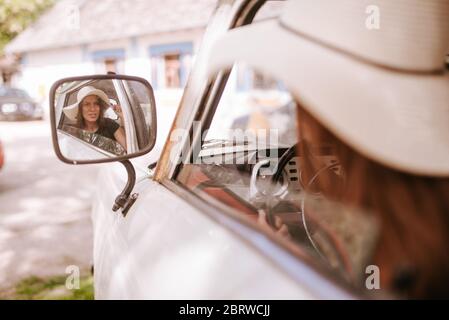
{"left": 112, "top": 104, "right": 124, "bottom": 127}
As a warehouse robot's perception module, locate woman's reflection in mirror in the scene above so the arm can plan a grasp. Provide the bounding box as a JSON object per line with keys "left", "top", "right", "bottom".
{"left": 63, "top": 86, "right": 127, "bottom": 152}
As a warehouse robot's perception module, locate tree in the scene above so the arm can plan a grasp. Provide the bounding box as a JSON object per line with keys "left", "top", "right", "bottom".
{"left": 0, "top": 0, "right": 55, "bottom": 53}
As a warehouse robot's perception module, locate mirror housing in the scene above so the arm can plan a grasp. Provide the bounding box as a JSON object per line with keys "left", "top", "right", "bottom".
{"left": 49, "top": 73, "right": 157, "bottom": 216}
{"left": 49, "top": 74, "right": 157, "bottom": 165}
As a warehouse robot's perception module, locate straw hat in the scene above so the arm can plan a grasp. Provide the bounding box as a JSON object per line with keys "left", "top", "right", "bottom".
{"left": 63, "top": 86, "right": 110, "bottom": 121}
{"left": 206, "top": 0, "right": 449, "bottom": 176}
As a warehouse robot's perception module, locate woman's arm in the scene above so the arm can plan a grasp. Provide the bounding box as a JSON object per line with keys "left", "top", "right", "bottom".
{"left": 114, "top": 127, "right": 127, "bottom": 151}
{"left": 111, "top": 104, "right": 127, "bottom": 151}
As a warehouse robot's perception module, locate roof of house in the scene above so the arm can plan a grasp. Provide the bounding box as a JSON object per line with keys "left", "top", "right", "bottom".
{"left": 5, "top": 0, "right": 217, "bottom": 54}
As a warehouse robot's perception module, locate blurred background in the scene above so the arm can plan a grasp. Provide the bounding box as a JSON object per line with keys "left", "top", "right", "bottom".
{"left": 0, "top": 0, "right": 215, "bottom": 299}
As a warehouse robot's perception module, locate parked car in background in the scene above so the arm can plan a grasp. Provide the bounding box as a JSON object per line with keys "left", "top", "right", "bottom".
{"left": 0, "top": 86, "right": 43, "bottom": 121}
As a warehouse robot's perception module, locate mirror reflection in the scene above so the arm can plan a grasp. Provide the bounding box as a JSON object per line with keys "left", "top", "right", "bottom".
{"left": 54, "top": 78, "right": 155, "bottom": 161}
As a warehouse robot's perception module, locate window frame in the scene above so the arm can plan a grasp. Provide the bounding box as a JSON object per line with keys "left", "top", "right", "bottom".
{"left": 91, "top": 48, "right": 125, "bottom": 74}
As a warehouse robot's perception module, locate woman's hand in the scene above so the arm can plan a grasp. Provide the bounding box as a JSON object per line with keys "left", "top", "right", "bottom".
{"left": 114, "top": 127, "right": 127, "bottom": 151}
{"left": 258, "top": 209, "right": 291, "bottom": 239}
{"left": 112, "top": 104, "right": 124, "bottom": 127}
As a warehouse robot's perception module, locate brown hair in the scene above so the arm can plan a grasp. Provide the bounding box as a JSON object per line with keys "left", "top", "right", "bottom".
{"left": 296, "top": 105, "right": 449, "bottom": 299}
{"left": 76, "top": 95, "right": 107, "bottom": 130}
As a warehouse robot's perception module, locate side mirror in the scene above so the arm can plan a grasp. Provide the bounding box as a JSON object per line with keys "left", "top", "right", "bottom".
{"left": 50, "top": 74, "right": 156, "bottom": 164}
{"left": 49, "top": 74, "right": 157, "bottom": 216}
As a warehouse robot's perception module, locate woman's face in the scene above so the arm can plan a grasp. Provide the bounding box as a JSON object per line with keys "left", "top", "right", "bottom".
{"left": 81, "top": 95, "right": 101, "bottom": 123}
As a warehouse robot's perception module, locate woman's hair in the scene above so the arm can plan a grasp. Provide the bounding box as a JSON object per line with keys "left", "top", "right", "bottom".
{"left": 76, "top": 95, "right": 107, "bottom": 129}
{"left": 296, "top": 104, "right": 449, "bottom": 299}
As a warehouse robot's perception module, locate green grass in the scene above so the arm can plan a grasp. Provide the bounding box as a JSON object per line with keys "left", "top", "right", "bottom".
{"left": 2, "top": 274, "right": 94, "bottom": 300}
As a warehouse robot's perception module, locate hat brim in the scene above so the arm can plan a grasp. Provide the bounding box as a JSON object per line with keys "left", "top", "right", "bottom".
{"left": 206, "top": 19, "right": 449, "bottom": 176}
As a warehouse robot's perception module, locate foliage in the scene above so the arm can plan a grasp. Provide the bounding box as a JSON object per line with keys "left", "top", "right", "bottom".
{"left": 1, "top": 274, "right": 94, "bottom": 300}
{"left": 0, "top": 0, "right": 55, "bottom": 53}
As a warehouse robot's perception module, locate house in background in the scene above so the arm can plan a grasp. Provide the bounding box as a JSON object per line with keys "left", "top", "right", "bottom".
{"left": 5, "top": 0, "right": 216, "bottom": 114}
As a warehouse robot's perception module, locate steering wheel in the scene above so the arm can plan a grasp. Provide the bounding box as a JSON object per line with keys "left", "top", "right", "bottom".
{"left": 266, "top": 142, "right": 354, "bottom": 278}
{"left": 271, "top": 142, "right": 299, "bottom": 185}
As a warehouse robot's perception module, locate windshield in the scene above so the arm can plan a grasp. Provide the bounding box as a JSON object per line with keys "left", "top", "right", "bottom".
{"left": 205, "top": 63, "right": 297, "bottom": 148}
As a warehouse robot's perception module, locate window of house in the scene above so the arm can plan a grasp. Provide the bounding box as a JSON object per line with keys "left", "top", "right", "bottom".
{"left": 164, "top": 54, "right": 181, "bottom": 88}
{"left": 91, "top": 49, "right": 125, "bottom": 74}
{"left": 149, "top": 42, "right": 193, "bottom": 89}
{"left": 104, "top": 58, "right": 118, "bottom": 74}
{"left": 237, "top": 68, "right": 280, "bottom": 91}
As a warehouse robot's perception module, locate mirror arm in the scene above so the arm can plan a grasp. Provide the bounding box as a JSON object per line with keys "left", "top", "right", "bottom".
{"left": 112, "top": 160, "right": 138, "bottom": 217}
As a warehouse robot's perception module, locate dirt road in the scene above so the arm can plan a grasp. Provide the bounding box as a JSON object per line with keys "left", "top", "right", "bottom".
{"left": 0, "top": 120, "right": 99, "bottom": 292}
